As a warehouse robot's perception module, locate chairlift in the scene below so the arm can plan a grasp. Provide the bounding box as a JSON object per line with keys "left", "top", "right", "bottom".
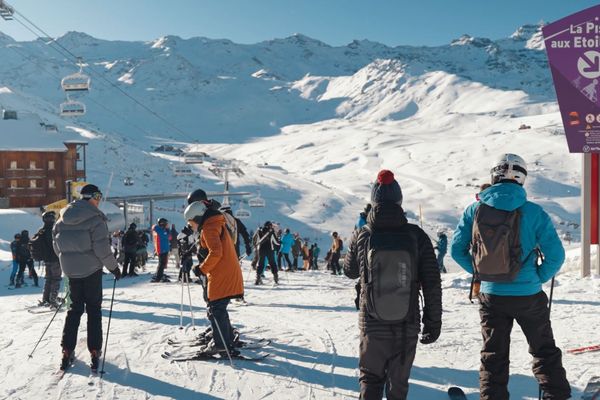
{"left": 172, "top": 164, "right": 193, "bottom": 176}
{"left": 235, "top": 203, "right": 251, "bottom": 219}
{"left": 61, "top": 58, "right": 91, "bottom": 92}
{"left": 124, "top": 177, "right": 134, "bottom": 186}
{"left": 60, "top": 99, "right": 86, "bottom": 117}
{"left": 248, "top": 191, "right": 266, "bottom": 208}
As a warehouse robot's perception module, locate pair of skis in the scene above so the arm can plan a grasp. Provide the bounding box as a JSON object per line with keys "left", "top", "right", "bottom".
{"left": 162, "top": 337, "right": 271, "bottom": 362}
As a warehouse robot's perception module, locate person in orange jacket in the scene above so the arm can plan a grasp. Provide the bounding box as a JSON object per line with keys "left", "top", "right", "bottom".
{"left": 184, "top": 200, "right": 244, "bottom": 356}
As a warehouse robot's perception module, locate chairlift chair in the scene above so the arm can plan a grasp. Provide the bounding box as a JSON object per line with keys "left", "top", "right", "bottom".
{"left": 61, "top": 59, "right": 91, "bottom": 92}
{"left": 234, "top": 203, "right": 251, "bottom": 219}
{"left": 248, "top": 192, "right": 266, "bottom": 208}
{"left": 59, "top": 100, "right": 86, "bottom": 117}
{"left": 124, "top": 177, "right": 134, "bottom": 186}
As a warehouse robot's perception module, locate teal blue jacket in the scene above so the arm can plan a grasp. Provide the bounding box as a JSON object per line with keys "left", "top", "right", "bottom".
{"left": 450, "top": 182, "right": 565, "bottom": 296}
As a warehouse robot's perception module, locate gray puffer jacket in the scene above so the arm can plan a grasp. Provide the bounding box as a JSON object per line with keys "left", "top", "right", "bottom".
{"left": 53, "top": 199, "right": 120, "bottom": 279}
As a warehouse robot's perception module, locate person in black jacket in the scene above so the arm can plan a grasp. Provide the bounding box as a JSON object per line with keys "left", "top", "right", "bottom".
{"left": 255, "top": 221, "right": 279, "bottom": 285}
{"left": 37, "top": 211, "right": 62, "bottom": 307}
{"left": 16, "top": 230, "right": 38, "bottom": 288}
{"left": 122, "top": 223, "right": 140, "bottom": 277}
{"left": 344, "top": 170, "right": 442, "bottom": 400}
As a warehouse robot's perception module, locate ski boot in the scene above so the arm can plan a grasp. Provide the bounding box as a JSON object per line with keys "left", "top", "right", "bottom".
{"left": 90, "top": 350, "right": 101, "bottom": 373}
{"left": 254, "top": 277, "right": 263, "bottom": 285}
{"left": 60, "top": 349, "right": 75, "bottom": 371}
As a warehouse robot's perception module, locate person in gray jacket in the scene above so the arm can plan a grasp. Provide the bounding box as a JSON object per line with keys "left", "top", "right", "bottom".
{"left": 52, "top": 184, "right": 121, "bottom": 371}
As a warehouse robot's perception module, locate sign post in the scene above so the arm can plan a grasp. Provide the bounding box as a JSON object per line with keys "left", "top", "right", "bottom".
{"left": 543, "top": 5, "right": 600, "bottom": 277}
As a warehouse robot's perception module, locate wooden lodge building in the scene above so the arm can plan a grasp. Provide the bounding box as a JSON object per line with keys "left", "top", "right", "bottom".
{"left": 0, "top": 111, "right": 87, "bottom": 208}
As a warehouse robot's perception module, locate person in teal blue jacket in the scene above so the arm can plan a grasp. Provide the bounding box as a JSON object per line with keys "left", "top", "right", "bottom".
{"left": 450, "top": 153, "right": 570, "bottom": 400}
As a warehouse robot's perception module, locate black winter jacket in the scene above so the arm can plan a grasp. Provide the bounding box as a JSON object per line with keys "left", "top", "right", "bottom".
{"left": 344, "top": 203, "right": 442, "bottom": 336}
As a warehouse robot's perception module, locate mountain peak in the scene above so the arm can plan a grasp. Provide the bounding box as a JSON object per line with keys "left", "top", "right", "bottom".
{"left": 450, "top": 34, "right": 492, "bottom": 48}
{"left": 510, "top": 23, "right": 545, "bottom": 50}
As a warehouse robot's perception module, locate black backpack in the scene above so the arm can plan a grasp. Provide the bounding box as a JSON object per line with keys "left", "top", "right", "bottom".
{"left": 363, "top": 225, "right": 419, "bottom": 322}
{"left": 471, "top": 203, "right": 522, "bottom": 282}
{"left": 29, "top": 229, "right": 51, "bottom": 262}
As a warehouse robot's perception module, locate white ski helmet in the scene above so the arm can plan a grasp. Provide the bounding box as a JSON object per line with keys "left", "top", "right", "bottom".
{"left": 184, "top": 201, "right": 207, "bottom": 221}
{"left": 490, "top": 153, "right": 527, "bottom": 185}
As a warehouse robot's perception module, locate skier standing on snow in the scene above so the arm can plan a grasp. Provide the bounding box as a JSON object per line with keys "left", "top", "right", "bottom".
{"left": 279, "top": 228, "right": 294, "bottom": 271}
{"left": 177, "top": 224, "right": 196, "bottom": 282}
{"left": 450, "top": 154, "right": 571, "bottom": 400}
{"left": 292, "top": 233, "right": 302, "bottom": 271}
{"left": 151, "top": 218, "right": 171, "bottom": 282}
{"left": 8, "top": 233, "right": 20, "bottom": 286}
{"left": 15, "top": 230, "right": 38, "bottom": 288}
{"left": 184, "top": 201, "right": 244, "bottom": 356}
{"left": 255, "top": 221, "right": 279, "bottom": 285}
{"left": 344, "top": 170, "right": 442, "bottom": 400}
{"left": 31, "top": 211, "right": 62, "bottom": 307}
{"left": 330, "top": 232, "right": 343, "bottom": 275}
{"left": 122, "top": 223, "right": 140, "bottom": 277}
{"left": 52, "top": 184, "right": 122, "bottom": 371}
{"left": 434, "top": 231, "right": 448, "bottom": 273}
{"left": 312, "top": 243, "right": 320, "bottom": 270}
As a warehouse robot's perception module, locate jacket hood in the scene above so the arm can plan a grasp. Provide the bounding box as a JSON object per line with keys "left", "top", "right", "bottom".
{"left": 479, "top": 182, "right": 527, "bottom": 211}
{"left": 60, "top": 199, "right": 106, "bottom": 225}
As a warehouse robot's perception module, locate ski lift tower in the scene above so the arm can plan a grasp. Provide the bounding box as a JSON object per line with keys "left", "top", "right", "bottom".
{"left": 208, "top": 163, "right": 245, "bottom": 206}
{"left": 0, "top": 1, "right": 14, "bottom": 20}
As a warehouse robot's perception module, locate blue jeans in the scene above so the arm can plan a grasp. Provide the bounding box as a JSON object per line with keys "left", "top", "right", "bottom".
{"left": 207, "top": 298, "right": 233, "bottom": 349}
{"left": 9, "top": 260, "right": 18, "bottom": 283}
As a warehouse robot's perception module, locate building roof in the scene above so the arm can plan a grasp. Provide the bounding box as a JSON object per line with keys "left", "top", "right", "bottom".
{"left": 0, "top": 115, "right": 83, "bottom": 151}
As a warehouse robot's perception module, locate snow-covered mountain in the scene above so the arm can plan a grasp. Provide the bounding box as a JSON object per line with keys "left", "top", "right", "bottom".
{"left": 0, "top": 23, "right": 580, "bottom": 247}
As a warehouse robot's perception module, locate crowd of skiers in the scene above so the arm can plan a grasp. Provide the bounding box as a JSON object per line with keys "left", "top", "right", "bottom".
{"left": 5, "top": 152, "right": 573, "bottom": 400}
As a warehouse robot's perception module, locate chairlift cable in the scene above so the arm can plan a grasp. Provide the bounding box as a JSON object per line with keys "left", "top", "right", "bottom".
{"left": 3, "top": 42, "right": 157, "bottom": 138}
{"left": 7, "top": 4, "right": 197, "bottom": 143}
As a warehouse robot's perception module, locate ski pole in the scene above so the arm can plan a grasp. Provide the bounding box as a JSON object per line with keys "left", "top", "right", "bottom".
{"left": 185, "top": 274, "right": 196, "bottom": 330}
{"left": 179, "top": 272, "right": 184, "bottom": 330}
{"left": 539, "top": 274, "right": 555, "bottom": 400}
{"left": 28, "top": 298, "right": 65, "bottom": 359}
{"left": 210, "top": 308, "right": 234, "bottom": 367}
{"left": 100, "top": 277, "right": 117, "bottom": 379}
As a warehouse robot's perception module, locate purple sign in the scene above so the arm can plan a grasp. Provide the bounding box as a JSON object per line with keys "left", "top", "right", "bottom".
{"left": 543, "top": 5, "right": 600, "bottom": 153}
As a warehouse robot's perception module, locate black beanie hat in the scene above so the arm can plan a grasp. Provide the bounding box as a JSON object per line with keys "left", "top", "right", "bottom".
{"left": 80, "top": 184, "right": 102, "bottom": 199}
{"left": 370, "top": 170, "right": 402, "bottom": 205}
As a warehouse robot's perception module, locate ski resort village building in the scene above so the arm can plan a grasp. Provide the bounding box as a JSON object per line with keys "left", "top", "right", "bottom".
{"left": 0, "top": 113, "right": 87, "bottom": 208}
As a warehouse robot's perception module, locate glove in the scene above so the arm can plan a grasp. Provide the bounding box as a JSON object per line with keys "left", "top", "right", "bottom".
{"left": 111, "top": 267, "right": 122, "bottom": 281}
{"left": 245, "top": 245, "right": 252, "bottom": 256}
{"left": 420, "top": 324, "right": 441, "bottom": 345}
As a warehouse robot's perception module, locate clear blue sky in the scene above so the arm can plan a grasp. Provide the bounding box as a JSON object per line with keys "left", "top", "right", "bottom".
{"left": 1, "top": 0, "right": 599, "bottom": 46}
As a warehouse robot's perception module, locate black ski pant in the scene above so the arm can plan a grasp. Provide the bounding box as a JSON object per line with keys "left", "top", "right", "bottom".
{"left": 292, "top": 254, "right": 299, "bottom": 269}
{"left": 17, "top": 258, "right": 38, "bottom": 286}
{"left": 123, "top": 251, "right": 137, "bottom": 275}
{"left": 207, "top": 298, "right": 233, "bottom": 350}
{"left": 331, "top": 252, "right": 341, "bottom": 274}
{"left": 42, "top": 261, "right": 62, "bottom": 303}
{"left": 279, "top": 252, "right": 292, "bottom": 270}
{"left": 61, "top": 269, "right": 103, "bottom": 353}
{"left": 154, "top": 252, "right": 169, "bottom": 281}
{"left": 359, "top": 323, "right": 419, "bottom": 400}
{"left": 257, "top": 248, "right": 278, "bottom": 282}
{"left": 179, "top": 257, "right": 192, "bottom": 282}
{"left": 479, "top": 292, "right": 571, "bottom": 400}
